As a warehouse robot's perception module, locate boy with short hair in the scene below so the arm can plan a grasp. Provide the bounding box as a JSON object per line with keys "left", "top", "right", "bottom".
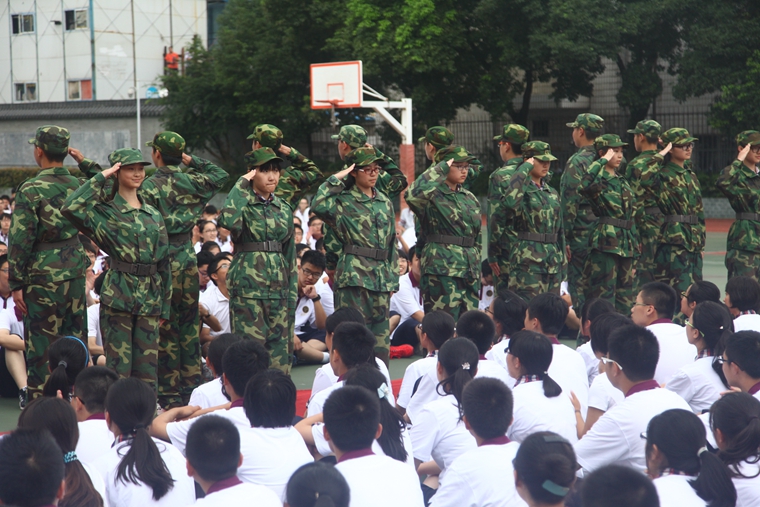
{"left": 72, "top": 366, "right": 119, "bottom": 464}
{"left": 189, "top": 333, "right": 242, "bottom": 409}
{"left": 0, "top": 428, "right": 66, "bottom": 507}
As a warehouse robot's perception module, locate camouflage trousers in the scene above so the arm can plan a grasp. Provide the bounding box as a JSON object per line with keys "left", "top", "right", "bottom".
{"left": 509, "top": 267, "right": 561, "bottom": 303}
{"left": 230, "top": 296, "right": 292, "bottom": 374}
{"left": 25, "top": 277, "right": 87, "bottom": 399}
{"left": 100, "top": 304, "right": 160, "bottom": 390}
{"left": 334, "top": 286, "right": 390, "bottom": 364}
{"left": 583, "top": 250, "right": 634, "bottom": 314}
{"left": 654, "top": 245, "right": 703, "bottom": 296}
{"left": 421, "top": 274, "right": 478, "bottom": 324}
{"left": 567, "top": 236, "right": 592, "bottom": 307}
{"left": 726, "top": 249, "right": 760, "bottom": 281}
{"left": 157, "top": 266, "right": 201, "bottom": 408}
{"left": 492, "top": 259, "right": 511, "bottom": 293}
{"left": 634, "top": 222, "right": 661, "bottom": 289}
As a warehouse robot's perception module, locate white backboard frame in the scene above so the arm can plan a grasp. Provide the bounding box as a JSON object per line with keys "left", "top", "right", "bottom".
{"left": 310, "top": 61, "right": 363, "bottom": 109}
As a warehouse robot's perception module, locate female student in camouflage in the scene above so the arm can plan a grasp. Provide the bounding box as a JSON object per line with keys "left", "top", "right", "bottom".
{"left": 61, "top": 148, "right": 172, "bottom": 390}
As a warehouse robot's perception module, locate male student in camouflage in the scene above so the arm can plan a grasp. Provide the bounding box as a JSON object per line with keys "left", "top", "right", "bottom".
{"left": 9, "top": 125, "right": 91, "bottom": 400}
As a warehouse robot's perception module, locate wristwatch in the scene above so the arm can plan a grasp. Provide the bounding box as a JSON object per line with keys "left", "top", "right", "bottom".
{"left": 311, "top": 295, "right": 321, "bottom": 302}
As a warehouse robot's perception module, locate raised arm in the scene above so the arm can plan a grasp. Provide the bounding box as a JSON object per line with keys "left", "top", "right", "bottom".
{"left": 578, "top": 155, "right": 610, "bottom": 201}
{"left": 182, "top": 154, "right": 230, "bottom": 199}
{"left": 60, "top": 165, "right": 122, "bottom": 242}
{"left": 405, "top": 160, "right": 450, "bottom": 217}
{"left": 275, "top": 145, "right": 322, "bottom": 208}
{"left": 311, "top": 166, "right": 354, "bottom": 229}
{"left": 376, "top": 156, "right": 408, "bottom": 200}
{"left": 217, "top": 174, "right": 255, "bottom": 241}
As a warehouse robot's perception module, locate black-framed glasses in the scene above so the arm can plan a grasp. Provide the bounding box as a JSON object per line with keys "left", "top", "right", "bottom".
{"left": 673, "top": 143, "right": 694, "bottom": 150}
{"left": 714, "top": 356, "right": 732, "bottom": 366}
{"left": 301, "top": 267, "right": 321, "bottom": 279}
{"left": 750, "top": 145, "right": 760, "bottom": 154}
{"left": 356, "top": 166, "right": 381, "bottom": 176}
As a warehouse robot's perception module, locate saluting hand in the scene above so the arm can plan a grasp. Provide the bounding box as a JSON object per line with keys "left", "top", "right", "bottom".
{"left": 603, "top": 148, "right": 615, "bottom": 160}
{"left": 101, "top": 163, "right": 122, "bottom": 178}
{"left": 68, "top": 147, "right": 85, "bottom": 163}
{"left": 738, "top": 143, "right": 752, "bottom": 162}
{"left": 334, "top": 165, "right": 355, "bottom": 180}
{"left": 242, "top": 169, "right": 256, "bottom": 181}
{"left": 658, "top": 142, "right": 673, "bottom": 157}
{"left": 181, "top": 153, "right": 193, "bottom": 166}
{"left": 278, "top": 144, "right": 292, "bottom": 156}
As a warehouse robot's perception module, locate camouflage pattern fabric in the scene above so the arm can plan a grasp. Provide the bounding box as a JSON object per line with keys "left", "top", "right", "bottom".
{"left": 510, "top": 270, "right": 562, "bottom": 302}
{"left": 100, "top": 305, "right": 160, "bottom": 390}
{"left": 626, "top": 120, "right": 661, "bottom": 138}
{"left": 275, "top": 147, "right": 323, "bottom": 210}
{"left": 331, "top": 125, "right": 367, "bottom": 149}
{"left": 247, "top": 124, "right": 284, "bottom": 149}
{"left": 653, "top": 245, "right": 703, "bottom": 296}
{"left": 420, "top": 274, "right": 478, "bottom": 322}
{"left": 583, "top": 250, "right": 634, "bottom": 314}
{"left": 145, "top": 131, "right": 186, "bottom": 158}
{"left": 244, "top": 147, "right": 283, "bottom": 167}
{"left": 566, "top": 113, "right": 605, "bottom": 131}
{"left": 108, "top": 148, "right": 151, "bottom": 166}
{"left": 418, "top": 126, "right": 454, "bottom": 149}
{"left": 334, "top": 286, "right": 390, "bottom": 363}
{"left": 625, "top": 150, "right": 663, "bottom": 287}
{"left": 725, "top": 250, "right": 760, "bottom": 280}
{"left": 229, "top": 296, "right": 292, "bottom": 374}
{"left": 487, "top": 156, "right": 523, "bottom": 291}
{"left": 28, "top": 125, "right": 70, "bottom": 154}
{"left": 493, "top": 124, "right": 530, "bottom": 145}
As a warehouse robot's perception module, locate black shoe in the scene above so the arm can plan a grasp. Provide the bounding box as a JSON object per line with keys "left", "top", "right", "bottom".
{"left": 18, "top": 387, "right": 27, "bottom": 410}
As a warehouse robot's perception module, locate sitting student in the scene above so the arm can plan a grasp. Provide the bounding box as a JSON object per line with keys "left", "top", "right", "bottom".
{"left": 0, "top": 429, "right": 66, "bottom": 507}
{"left": 294, "top": 250, "right": 331, "bottom": 364}
{"left": 430, "top": 378, "right": 524, "bottom": 507}
{"left": 506, "top": 331, "right": 578, "bottom": 443}
{"left": 197, "top": 250, "right": 215, "bottom": 293}
{"left": 0, "top": 254, "right": 26, "bottom": 407}
{"left": 96, "top": 378, "right": 195, "bottom": 507}
{"left": 484, "top": 289, "right": 528, "bottom": 370}
{"left": 185, "top": 415, "right": 281, "bottom": 507}
{"left": 681, "top": 280, "right": 721, "bottom": 320}
{"left": 512, "top": 432, "right": 577, "bottom": 507}
{"left": 43, "top": 336, "right": 90, "bottom": 400}
{"left": 478, "top": 260, "right": 495, "bottom": 311}
{"left": 725, "top": 276, "right": 760, "bottom": 332}
{"left": 199, "top": 254, "right": 232, "bottom": 343}
{"left": 574, "top": 324, "right": 691, "bottom": 474}
{"left": 721, "top": 330, "right": 760, "bottom": 400}
{"left": 86, "top": 272, "right": 107, "bottom": 366}
{"left": 286, "top": 462, "right": 350, "bottom": 507}
{"left": 710, "top": 392, "right": 760, "bottom": 507}
{"left": 72, "top": 366, "right": 119, "bottom": 465}
{"left": 646, "top": 409, "right": 736, "bottom": 507}
{"left": 577, "top": 298, "right": 617, "bottom": 385}
{"left": 200, "top": 241, "right": 221, "bottom": 256}
{"left": 630, "top": 282, "right": 697, "bottom": 384}
{"left": 189, "top": 333, "right": 242, "bottom": 409}
{"left": 667, "top": 301, "right": 733, "bottom": 413}
{"left": 324, "top": 386, "right": 424, "bottom": 507}
{"left": 389, "top": 245, "right": 424, "bottom": 350}
{"left": 581, "top": 465, "right": 660, "bottom": 507}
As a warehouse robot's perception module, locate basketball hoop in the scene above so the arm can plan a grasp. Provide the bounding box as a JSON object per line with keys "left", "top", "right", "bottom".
{"left": 315, "top": 99, "right": 342, "bottom": 129}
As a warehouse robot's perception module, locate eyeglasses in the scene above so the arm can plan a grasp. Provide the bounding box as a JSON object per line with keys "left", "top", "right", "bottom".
{"left": 685, "top": 320, "right": 704, "bottom": 336}
{"left": 633, "top": 302, "right": 652, "bottom": 308}
{"left": 714, "top": 356, "right": 733, "bottom": 366}
{"left": 452, "top": 164, "right": 471, "bottom": 173}
{"left": 673, "top": 143, "right": 694, "bottom": 150}
{"left": 484, "top": 308, "right": 493, "bottom": 315}
{"left": 357, "top": 167, "right": 380, "bottom": 176}
{"left": 681, "top": 291, "right": 688, "bottom": 299}
{"left": 750, "top": 146, "right": 760, "bottom": 154}
{"left": 301, "top": 267, "right": 321, "bottom": 279}
{"left": 601, "top": 356, "right": 624, "bottom": 371}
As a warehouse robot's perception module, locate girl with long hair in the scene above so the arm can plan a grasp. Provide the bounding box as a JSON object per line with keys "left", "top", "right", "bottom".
{"left": 43, "top": 335, "right": 89, "bottom": 400}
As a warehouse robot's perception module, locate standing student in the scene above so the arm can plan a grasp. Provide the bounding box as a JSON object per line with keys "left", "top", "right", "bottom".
{"left": 721, "top": 331, "right": 760, "bottom": 400}
{"left": 581, "top": 465, "right": 660, "bottom": 507}
{"left": 72, "top": 366, "right": 119, "bottom": 466}
{"left": 681, "top": 280, "right": 722, "bottom": 320}
{"left": 725, "top": 276, "right": 760, "bottom": 332}
{"left": 512, "top": 432, "right": 577, "bottom": 507}
{"left": 0, "top": 429, "right": 67, "bottom": 507}
{"left": 286, "top": 462, "right": 350, "bottom": 507}
{"left": 188, "top": 333, "right": 242, "bottom": 410}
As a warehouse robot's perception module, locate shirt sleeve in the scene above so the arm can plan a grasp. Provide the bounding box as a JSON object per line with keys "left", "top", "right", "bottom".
{"left": 409, "top": 405, "right": 440, "bottom": 462}
{"left": 664, "top": 369, "right": 695, "bottom": 407}
{"left": 0, "top": 309, "right": 11, "bottom": 332}
{"left": 397, "top": 362, "right": 420, "bottom": 409}
{"left": 587, "top": 375, "right": 612, "bottom": 411}
{"left": 393, "top": 279, "right": 423, "bottom": 320}
{"left": 429, "top": 464, "right": 476, "bottom": 507}
{"left": 165, "top": 418, "right": 194, "bottom": 455}
{"left": 573, "top": 411, "right": 627, "bottom": 473}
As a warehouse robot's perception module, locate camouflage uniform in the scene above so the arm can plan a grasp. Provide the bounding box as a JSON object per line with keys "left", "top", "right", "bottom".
{"left": 503, "top": 141, "right": 566, "bottom": 302}
{"left": 579, "top": 135, "right": 638, "bottom": 313}
{"left": 8, "top": 126, "right": 90, "bottom": 398}
{"left": 311, "top": 148, "right": 407, "bottom": 362}
{"left": 560, "top": 113, "right": 604, "bottom": 305}
{"left": 716, "top": 130, "right": 760, "bottom": 280}
{"left": 488, "top": 124, "right": 530, "bottom": 291}
{"left": 61, "top": 148, "right": 172, "bottom": 390}
{"left": 405, "top": 146, "right": 482, "bottom": 322}
{"left": 624, "top": 120, "right": 664, "bottom": 288}
{"left": 640, "top": 128, "right": 705, "bottom": 295}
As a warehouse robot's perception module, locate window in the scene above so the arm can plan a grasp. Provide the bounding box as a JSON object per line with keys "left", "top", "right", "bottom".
{"left": 65, "top": 9, "right": 87, "bottom": 30}
{"left": 11, "top": 14, "right": 34, "bottom": 34}
{"left": 15, "top": 83, "right": 37, "bottom": 102}
{"left": 68, "top": 80, "right": 92, "bottom": 100}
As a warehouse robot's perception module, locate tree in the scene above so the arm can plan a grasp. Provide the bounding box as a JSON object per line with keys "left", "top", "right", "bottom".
{"left": 709, "top": 51, "right": 760, "bottom": 136}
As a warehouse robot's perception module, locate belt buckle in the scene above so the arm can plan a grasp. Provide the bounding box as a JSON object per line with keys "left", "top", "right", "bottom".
{"left": 130, "top": 264, "right": 140, "bottom": 275}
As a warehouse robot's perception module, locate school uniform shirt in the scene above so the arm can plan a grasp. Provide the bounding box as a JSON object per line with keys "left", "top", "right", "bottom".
{"left": 574, "top": 382, "right": 692, "bottom": 474}
{"left": 335, "top": 450, "right": 425, "bottom": 507}
{"left": 199, "top": 284, "right": 230, "bottom": 338}
{"left": 509, "top": 379, "right": 578, "bottom": 444}
{"left": 653, "top": 474, "right": 706, "bottom": 507}
{"left": 732, "top": 461, "right": 760, "bottom": 507}
{"left": 166, "top": 404, "right": 251, "bottom": 455}
{"left": 218, "top": 236, "right": 233, "bottom": 253}
{"left": 548, "top": 343, "right": 590, "bottom": 417}
{"left": 647, "top": 320, "right": 698, "bottom": 385}
{"left": 577, "top": 341, "right": 600, "bottom": 385}
{"left": 83, "top": 461, "right": 108, "bottom": 507}
{"left": 0, "top": 300, "right": 23, "bottom": 339}
{"left": 188, "top": 377, "right": 228, "bottom": 410}
{"left": 430, "top": 438, "right": 526, "bottom": 507}
{"left": 87, "top": 303, "right": 103, "bottom": 348}
{"left": 666, "top": 355, "right": 726, "bottom": 414}
{"left": 587, "top": 372, "right": 624, "bottom": 412}
{"left": 389, "top": 271, "right": 423, "bottom": 332}
{"left": 94, "top": 437, "right": 195, "bottom": 507}
{"left": 186, "top": 478, "right": 281, "bottom": 507}
{"left": 312, "top": 421, "right": 416, "bottom": 468}
{"left": 294, "top": 294, "right": 319, "bottom": 336}
{"left": 315, "top": 275, "right": 334, "bottom": 315}
{"left": 76, "top": 414, "right": 113, "bottom": 466}
{"left": 484, "top": 339, "right": 518, "bottom": 384}
{"left": 478, "top": 284, "right": 495, "bottom": 311}
{"left": 308, "top": 358, "right": 392, "bottom": 408}
{"left": 734, "top": 313, "right": 760, "bottom": 333}
{"left": 397, "top": 354, "right": 437, "bottom": 410}
{"left": 307, "top": 381, "right": 344, "bottom": 418}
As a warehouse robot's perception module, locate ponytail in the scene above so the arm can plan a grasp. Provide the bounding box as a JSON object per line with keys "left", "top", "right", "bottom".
{"left": 436, "top": 338, "right": 479, "bottom": 413}
{"left": 692, "top": 302, "right": 734, "bottom": 388}
{"left": 692, "top": 450, "right": 738, "bottom": 507}
{"left": 710, "top": 393, "right": 760, "bottom": 477}
{"left": 43, "top": 336, "right": 89, "bottom": 400}
{"left": 508, "top": 330, "right": 561, "bottom": 398}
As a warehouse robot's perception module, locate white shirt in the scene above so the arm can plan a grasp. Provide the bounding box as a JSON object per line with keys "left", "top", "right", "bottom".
{"left": 574, "top": 385, "right": 692, "bottom": 474}
{"left": 295, "top": 208, "right": 310, "bottom": 236}
{"left": 647, "top": 322, "right": 698, "bottom": 385}
{"left": 478, "top": 285, "right": 495, "bottom": 311}
{"left": 312, "top": 421, "right": 415, "bottom": 468}
{"left": 389, "top": 272, "right": 423, "bottom": 327}
{"left": 87, "top": 303, "right": 102, "bottom": 346}
{"left": 218, "top": 237, "right": 233, "bottom": 253}
{"left": 587, "top": 372, "right": 624, "bottom": 412}
{"left": 188, "top": 378, "right": 229, "bottom": 410}
{"left": 307, "top": 381, "right": 344, "bottom": 418}
{"left": 733, "top": 460, "right": 760, "bottom": 507}
{"left": 430, "top": 441, "right": 526, "bottom": 507}
{"left": 397, "top": 355, "right": 437, "bottom": 409}
{"left": 549, "top": 343, "right": 590, "bottom": 417}
{"left": 666, "top": 356, "right": 726, "bottom": 413}
{"left": 398, "top": 207, "right": 415, "bottom": 231}
{"left": 187, "top": 482, "right": 281, "bottom": 507}
{"left": 335, "top": 453, "right": 424, "bottom": 507}
{"left": 400, "top": 226, "right": 417, "bottom": 250}
{"left": 508, "top": 380, "right": 578, "bottom": 444}
{"left": 294, "top": 296, "right": 318, "bottom": 334}
{"left": 484, "top": 339, "right": 512, "bottom": 378}
{"left": 76, "top": 417, "right": 113, "bottom": 466}
{"left": 577, "top": 342, "right": 600, "bottom": 385}
{"left": 315, "top": 275, "right": 334, "bottom": 316}
{"left": 734, "top": 313, "right": 760, "bottom": 333}
{"left": 654, "top": 474, "right": 706, "bottom": 507}
{"left": 167, "top": 405, "right": 251, "bottom": 455}
{"left": 0, "top": 299, "right": 23, "bottom": 342}
{"left": 308, "top": 358, "right": 392, "bottom": 409}
{"left": 199, "top": 284, "right": 230, "bottom": 338}
{"left": 95, "top": 437, "right": 195, "bottom": 507}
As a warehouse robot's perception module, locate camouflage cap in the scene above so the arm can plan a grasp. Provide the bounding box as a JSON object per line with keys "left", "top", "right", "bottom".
{"left": 244, "top": 147, "right": 283, "bottom": 168}
{"left": 521, "top": 141, "right": 558, "bottom": 162}
{"left": 418, "top": 126, "right": 454, "bottom": 149}
{"left": 627, "top": 120, "right": 661, "bottom": 137}
{"left": 566, "top": 113, "right": 605, "bottom": 132}
{"left": 594, "top": 134, "right": 628, "bottom": 151}
{"left": 661, "top": 128, "right": 698, "bottom": 145}
{"left": 145, "top": 131, "right": 186, "bottom": 158}
{"left": 736, "top": 130, "right": 760, "bottom": 147}
{"left": 331, "top": 125, "right": 367, "bottom": 149}
{"left": 493, "top": 124, "right": 530, "bottom": 145}
{"left": 28, "top": 125, "right": 70, "bottom": 155}
{"left": 345, "top": 147, "right": 383, "bottom": 168}
{"left": 434, "top": 145, "right": 477, "bottom": 164}
{"left": 108, "top": 148, "right": 151, "bottom": 167}
{"left": 246, "top": 124, "right": 283, "bottom": 149}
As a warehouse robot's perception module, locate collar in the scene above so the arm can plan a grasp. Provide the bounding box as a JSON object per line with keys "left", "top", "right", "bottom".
{"left": 479, "top": 354, "right": 488, "bottom": 360}
{"left": 112, "top": 434, "right": 134, "bottom": 447}
{"left": 697, "top": 349, "right": 713, "bottom": 360}
{"left": 206, "top": 476, "right": 243, "bottom": 495}
{"left": 660, "top": 468, "right": 695, "bottom": 478}
{"left": 748, "top": 381, "right": 760, "bottom": 396}
{"left": 625, "top": 379, "right": 660, "bottom": 397}
{"left": 229, "top": 398, "right": 244, "bottom": 409}
{"left": 37, "top": 166, "right": 71, "bottom": 177}
{"left": 426, "top": 350, "right": 438, "bottom": 358}
{"left": 481, "top": 435, "right": 511, "bottom": 447}
{"left": 409, "top": 270, "right": 419, "bottom": 288}
{"left": 86, "top": 412, "right": 106, "bottom": 421}
{"left": 547, "top": 335, "right": 560, "bottom": 345}
{"left": 514, "top": 375, "right": 542, "bottom": 388}
{"left": 349, "top": 184, "right": 378, "bottom": 201}
{"left": 506, "top": 156, "right": 523, "bottom": 166}
{"left": 253, "top": 191, "right": 275, "bottom": 205}
{"left": 336, "top": 373, "right": 346, "bottom": 382}
{"left": 650, "top": 318, "right": 673, "bottom": 325}
{"left": 156, "top": 164, "right": 182, "bottom": 175}
{"left": 337, "top": 447, "right": 375, "bottom": 463}
{"left": 738, "top": 310, "right": 757, "bottom": 317}
{"left": 112, "top": 191, "right": 147, "bottom": 214}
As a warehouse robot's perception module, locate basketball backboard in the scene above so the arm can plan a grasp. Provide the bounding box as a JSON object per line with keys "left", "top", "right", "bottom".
{"left": 310, "top": 61, "right": 363, "bottom": 109}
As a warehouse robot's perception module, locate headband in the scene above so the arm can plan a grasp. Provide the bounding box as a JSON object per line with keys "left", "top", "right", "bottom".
{"left": 63, "top": 335, "right": 89, "bottom": 368}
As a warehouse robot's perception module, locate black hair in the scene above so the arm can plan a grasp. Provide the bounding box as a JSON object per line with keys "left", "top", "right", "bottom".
{"left": 513, "top": 432, "right": 577, "bottom": 504}
{"left": 206, "top": 253, "right": 230, "bottom": 285}
{"left": 508, "top": 141, "right": 524, "bottom": 155}
{"left": 296, "top": 243, "right": 310, "bottom": 256}
{"left": 492, "top": 289, "right": 528, "bottom": 337}
{"left": 589, "top": 313, "right": 632, "bottom": 355}
{"left": 397, "top": 248, "right": 408, "bottom": 261}
{"left": 155, "top": 149, "right": 182, "bottom": 167}
{"left": 17, "top": 397, "right": 103, "bottom": 507}
{"left": 301, "top": 249, "right": 326, "bottom": 271}
{"left": 691, "top": 301, "right": 733, "bottom": 388}
{"left": 257, "top": 160, "right": 282, "bottom": 173}
{"left": 687, "top": 280, "right": 721, "bottom": 305}
{"left": 308, "top": 215, "right": 323, "bottom": 226}
{"left": 608, "top": 324, "right": 659, "bottom": 382}
{"left": 725, "top": 276, "right": 760, "bottom": 313}
{"left": 344, "top": 364, "right": 408, "bottom": 463}
{"left": 315, "top": 238, "right": 325, "bottom": 252}
{"left": 581, "top": 465, "right": 659, "bottom": 507}
{"left": 196, "top": 250, "right": 214, "bottom": 269}
{"left": 244, "top": 369, "right": 296, "bottom": 428}
{"left": 456, "top": 310, "right": 496, "bottom": 354}
{"left": 640, "top": 282, "right": 678, "bottom": 319}
{"left": 480, "top": 259, "right": 492, "bottom": 277}
{"left": 420, "top": 311, "right": 455, "bottom": 349}
{"left": 331, "top": 322, "right": 376, "bottom": 369}
{"left": 408, "top": 244, "right": 419, "bottom": 262}
{"left": 710, "top": 392, "right": 760, "bottom": 478}
{"left": 581, "top": 298, "right": 616, "bottom": 327}
{"left": 186, "top": 415, "right": 240, "bottom": 482}
{"left": 286, "top": 462, "right": 350, "bottom": 507}
{"left": 106, "top": 378, "right": 175, "bottom": 500}
{"left": 0, "top": 429, "right": 65, "bottom": 507}
{"left": 207, "top": 333, "right": 243, "bottom": 376}
{"left": 43, "top": 336, "right": 89, "bottom": 400}
{"left": 73, "top": 366, "right": 119, "bottom": 414}
{"left": 42, "top": 148, "right": 68, "bottom": 163}
{"left": 94, "top": 270, "right": 106, "bottom": 296}
{"left": 725, "top": 330, "right": 760, "bottom": 379}
{"left": 462, "top": 377, "right": 513, "bottom": 440}
{"left": 527, "top": 293, "right": 569, "bottom": 336}
{"left": 507, "top": 330, "right": 562, "bottom": 397}
{"left": 436, "top": 338, "right": 479, "bottom": 413}
{"left": 200, "top": 240, "right": 220, "bottom": 253}
{"left": 323, "top": 386, "right": 380, "bottom": 452}
{"left": 646, "top": 409, "right": 736, "bottom": 507}
{"left": 0, "top": 254, "right": 6, "bottom": 268}
{"left": 221, "top": 340, "right": 270, "bottom": 397}
{"left": 325, "top": 307, "right": 365, "bottom": 335}
{"left": 203, "top": 204, "right": 218, "bottom": 215}
{"left": 581, "top": 127, "right": 600, "bottom": 141}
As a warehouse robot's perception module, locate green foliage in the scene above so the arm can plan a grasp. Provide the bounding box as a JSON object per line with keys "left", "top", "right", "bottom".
{"left": 0, "top": 168, "right": 39, "bottom": 189}
{"left": 709, "top": 51, "right": 760, "bottom": 138}
{"left": 697, "top": 171, "right": 722, "bottom": 198}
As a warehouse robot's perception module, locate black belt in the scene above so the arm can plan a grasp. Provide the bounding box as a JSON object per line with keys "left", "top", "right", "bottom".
{"left": 516, "top": 232, "right": 558, "bottom": 243}
{"left": 736, "top": 212, "right": 760, "bottom": 221}
{"left": 428, "top": 234, "right": 475, "bottom": 248}
{"left": 168, "top": 232, "right": 191, "bottom": 245}
{"left": 664, "top": 214, "right": 699, "bottom": 225}
{"left": 644, "top": 207, "right": 662, "bottom": 215}
{"left": 33, "top": 236, "right": 80, "bottom": 252}
{"left": 344, "top": 244, "right": 388, "bottom": 261}
{"left": 110, "top": 259, "right": 158, "bottom": 276}
{"left": 238, "top": 241, "right": 282, "bottom": 253}
{"left": 598, "top": 217, "right": 634, "bottom": 230}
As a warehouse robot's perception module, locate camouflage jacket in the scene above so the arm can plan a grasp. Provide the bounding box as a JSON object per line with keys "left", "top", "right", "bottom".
{"left": 61, "top": 173, "right": 172, "bottom": 318}
{"left": 716, "top": 160, "right": 760, "bottom": 253}
{"left": 217, "top": 178, "right": 297, "bottom": 308}
{"left": 560, "top": 145, "right": 598, "bottom": 249}
{"left": 487, "top": 157, "right": 523, "bottom": 266}
{"left": 405, "top": 161, "right": 482, "bottom": 282}
{"left": 579, "top": 158, "right": 638, "bottom": 257}
{"left": 275, "top": 147, "right": 322, "bottom": 210}
{"left": 624, "top": 150, "right": 663, "bottom": 241}
{"left": 639, "top": 158, "right": 705, "bottom": 252}
{"left": 8, "top": 166, "right": 94, "bottom": 289}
